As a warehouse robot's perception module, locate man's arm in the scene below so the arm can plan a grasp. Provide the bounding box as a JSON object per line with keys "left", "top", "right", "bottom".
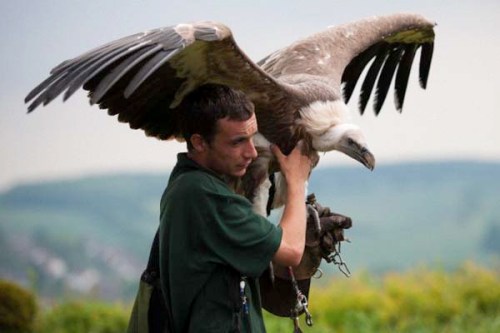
{"left": 271, "top": 141, "right": 312, "bottom": 267}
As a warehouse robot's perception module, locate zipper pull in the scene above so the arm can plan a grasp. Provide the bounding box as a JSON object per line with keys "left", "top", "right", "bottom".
{"left": 239, "top": 279, "right": 249, "bottom": 314}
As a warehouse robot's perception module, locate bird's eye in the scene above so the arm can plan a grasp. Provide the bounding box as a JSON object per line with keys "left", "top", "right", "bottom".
{"left": 347, "top": 138, "right": 355, "bottom": 145}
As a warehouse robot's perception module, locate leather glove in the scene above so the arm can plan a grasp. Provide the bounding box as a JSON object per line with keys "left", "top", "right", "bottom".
{"left": 274, "top": 193, "right": 352, "bottom": 280}
{"left": 307, "top": 197, "right": 352, "bottom": 261}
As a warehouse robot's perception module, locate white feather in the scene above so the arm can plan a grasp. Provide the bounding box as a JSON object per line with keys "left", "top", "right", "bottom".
{"left": 312, "top": 123, "right": 361, "bottom": 152}
{"left": 297, "top": 100, "right": 351, "bottom": 136}
{"left": 173, "top": 23, "right": 195, "bottom": 43}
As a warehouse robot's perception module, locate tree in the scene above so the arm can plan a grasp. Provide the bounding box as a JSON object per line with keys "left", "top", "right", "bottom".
{"left": 0, "top": 279, "right": 37, "bottom": 333}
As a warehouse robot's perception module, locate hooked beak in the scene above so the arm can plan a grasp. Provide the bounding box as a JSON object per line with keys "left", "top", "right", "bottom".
{"left": 360, "top": 149, "right": 376, "bottom": 171}
{"left": 338, "top": 145, "right": 376, "bottom": 171}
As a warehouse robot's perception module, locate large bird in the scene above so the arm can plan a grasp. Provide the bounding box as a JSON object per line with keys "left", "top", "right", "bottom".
{"left": 25, "top": 13, "right": 435, "bottom": 213}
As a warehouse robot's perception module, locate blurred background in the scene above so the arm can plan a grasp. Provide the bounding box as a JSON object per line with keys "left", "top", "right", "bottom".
{"left": 1, "top": 1, "right": 499, "bottom": 332}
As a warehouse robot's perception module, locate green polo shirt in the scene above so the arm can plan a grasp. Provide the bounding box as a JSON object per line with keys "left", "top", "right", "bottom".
{"left": 160, "top": 153, "right": 282, "bottom": 332}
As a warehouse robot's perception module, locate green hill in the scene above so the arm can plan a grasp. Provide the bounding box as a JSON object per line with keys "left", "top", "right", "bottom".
{"left": 1, "top": 161, "right": 499, "bottom": 300}
{"left": 309, "top": 161, "right": 500, "bottom": 272}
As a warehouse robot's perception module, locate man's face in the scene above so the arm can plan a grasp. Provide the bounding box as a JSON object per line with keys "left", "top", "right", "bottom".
{"left": 204, "top": 113, "right": 259, "bottom": 178}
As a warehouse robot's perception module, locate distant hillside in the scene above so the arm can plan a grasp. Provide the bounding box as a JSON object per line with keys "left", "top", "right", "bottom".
{"left": 308, "top": 161, "right": 500, "bottom": 272}
{"left": 1, "top": 161, "right": 499, "bottom": 300}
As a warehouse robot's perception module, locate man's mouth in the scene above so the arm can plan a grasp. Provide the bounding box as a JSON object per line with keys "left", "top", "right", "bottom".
{"left": 238, "top": 161, "right": 252, "bottom": 170}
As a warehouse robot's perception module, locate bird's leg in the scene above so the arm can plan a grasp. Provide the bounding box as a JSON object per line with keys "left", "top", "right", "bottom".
{"left": 269, "top": 172, "right": 289, "bottom": 210}
{"left": 242, "top": 155, "right": 272, "bottom": 215}
{"left": 242, "top": 134, "right": 275, "bottom": 215}
{"left": 252, "top": 175, "right": 272, "bottom": 216}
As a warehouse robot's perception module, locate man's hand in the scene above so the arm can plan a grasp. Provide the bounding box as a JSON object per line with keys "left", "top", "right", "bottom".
{"left": 270, "top": 140, "right": 312, "bottom": 190}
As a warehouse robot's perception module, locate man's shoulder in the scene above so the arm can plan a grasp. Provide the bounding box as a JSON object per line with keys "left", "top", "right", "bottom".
{"left": 169, "top": 169, "right": 229, "bottom": 195}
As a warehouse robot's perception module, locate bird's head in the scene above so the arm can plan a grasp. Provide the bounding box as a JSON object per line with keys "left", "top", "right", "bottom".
{"left": 312, "top": 124, "right": 375, "bottom": 170}
{"left": 298, "top": 100, "right": 376, "bottom": 171}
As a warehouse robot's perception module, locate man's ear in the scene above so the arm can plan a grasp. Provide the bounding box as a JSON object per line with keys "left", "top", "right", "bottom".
{"left": 190, "top": 134, "right": 207, "bottom": 153}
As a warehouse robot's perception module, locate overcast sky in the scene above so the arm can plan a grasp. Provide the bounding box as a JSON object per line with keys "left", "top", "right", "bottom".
{"left": 1, "top": 0, "right": 499, "bottom": 191}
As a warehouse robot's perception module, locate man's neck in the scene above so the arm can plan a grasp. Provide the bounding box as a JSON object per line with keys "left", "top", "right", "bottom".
{"left": 186, "top": 151, "right": 241, "bottom": 192}
{"left": 186, "top": 151, "right": 205, "bottom": 169}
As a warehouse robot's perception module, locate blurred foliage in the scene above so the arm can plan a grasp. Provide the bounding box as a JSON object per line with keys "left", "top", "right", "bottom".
{"left": 37, "top": 301, "right": 129, "bottom": 333}
{"left": 265, "top": 262, "right": 500, "bottom": 333}
{"left": 2, "top": 263, "right": 499, "bottom": 333}
{"left": 0, "top": 279, "right": 37, "bottom": 333}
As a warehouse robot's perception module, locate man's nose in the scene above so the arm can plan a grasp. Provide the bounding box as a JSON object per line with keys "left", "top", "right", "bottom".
{"left": 246, "top": 141, "right": 258, "bottom": 159}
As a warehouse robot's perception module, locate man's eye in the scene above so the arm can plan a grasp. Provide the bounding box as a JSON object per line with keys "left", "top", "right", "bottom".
{"left": 232, "top": 138, "right": 246, "bottom": 145}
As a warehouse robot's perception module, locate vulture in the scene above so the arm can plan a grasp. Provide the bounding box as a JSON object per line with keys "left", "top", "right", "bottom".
{"left": 25, "top": 13, "right": 436, "bottom": 214}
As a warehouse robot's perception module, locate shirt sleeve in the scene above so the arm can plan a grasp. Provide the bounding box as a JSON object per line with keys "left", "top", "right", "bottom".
{"left": 198, "top": 177, "right": 283, "bottom": 278}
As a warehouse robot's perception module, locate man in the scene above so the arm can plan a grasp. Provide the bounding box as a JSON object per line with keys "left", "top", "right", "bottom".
{"left": 160, "top": 84, "right": 312, "bottom": 332}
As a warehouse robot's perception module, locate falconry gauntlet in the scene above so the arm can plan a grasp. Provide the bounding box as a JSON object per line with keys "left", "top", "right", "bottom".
{"left": 260, "top": 193, "right": 352, "bottom": 317}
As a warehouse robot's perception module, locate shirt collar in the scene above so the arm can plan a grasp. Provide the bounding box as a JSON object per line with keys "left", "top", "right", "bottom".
{"left": 174, "top": 153, "right": 225, "bottom": 181}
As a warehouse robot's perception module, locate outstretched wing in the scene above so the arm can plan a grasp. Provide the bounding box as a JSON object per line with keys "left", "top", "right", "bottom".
{"left": 25, "top": 22, "right": 293, "bottom": 140}
{"left": 259, "top": 13, "right": 436, "bottom": 115}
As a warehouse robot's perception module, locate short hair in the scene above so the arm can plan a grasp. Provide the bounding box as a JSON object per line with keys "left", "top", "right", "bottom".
{"left": 179, "top": 84, "right": 255, "bottom": 149}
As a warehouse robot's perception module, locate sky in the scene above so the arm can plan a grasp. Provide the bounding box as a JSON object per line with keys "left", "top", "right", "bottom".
{"left": 1, "top": 0, "right": 500, "bottom": 191}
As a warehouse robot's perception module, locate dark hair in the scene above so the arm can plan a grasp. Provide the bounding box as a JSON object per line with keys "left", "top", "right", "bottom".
{"left": 179, "top": 84, "right": 255, "bottom": 150}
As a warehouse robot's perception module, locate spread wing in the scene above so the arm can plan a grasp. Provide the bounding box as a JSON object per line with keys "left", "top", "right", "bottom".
{"left": 258, "top": 13, "right": 436, "bottom": 115}
{"left": 25, "top": 22, "right": 295, "bottom": 141}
